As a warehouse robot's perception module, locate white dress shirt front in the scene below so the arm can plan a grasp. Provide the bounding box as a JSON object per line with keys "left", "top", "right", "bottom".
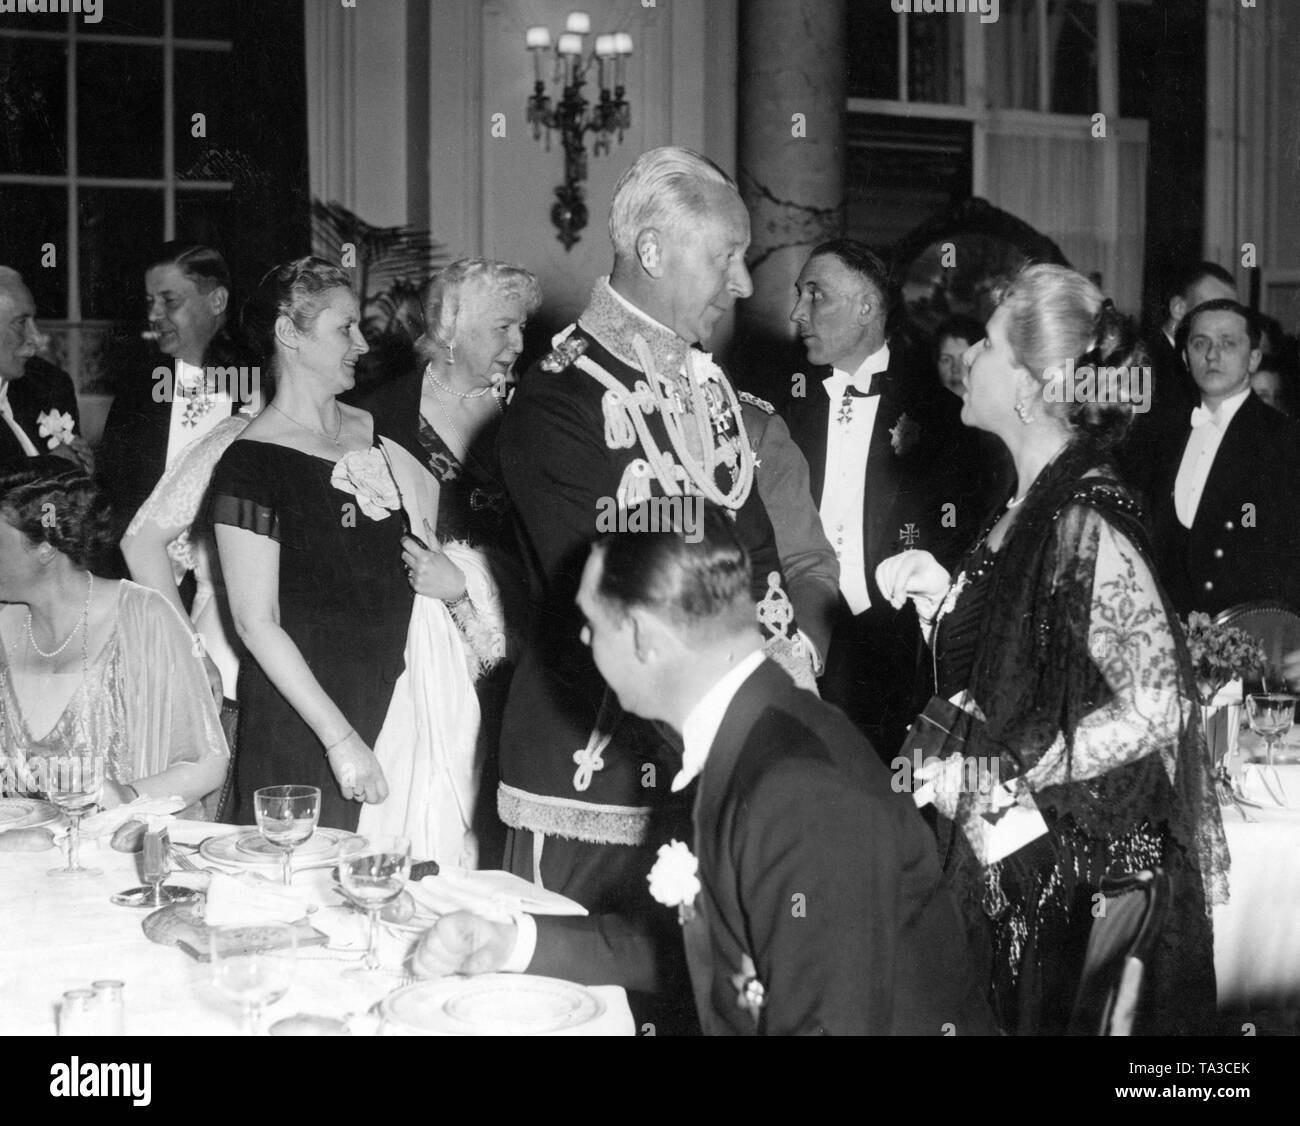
{"left": 0, "top": 380, "right": 40, "bottom": 456}
{"left": 1173, "top": 386, "right": 1251, "bottom": 529}
{"left": 819, "top": 344, "right": 890, "bottom": 615}
{"left": 165, "top": 358, "right": 233, "bottom": 469}
{"left": 671, "top": 649, "right": 768, "bottom": 793}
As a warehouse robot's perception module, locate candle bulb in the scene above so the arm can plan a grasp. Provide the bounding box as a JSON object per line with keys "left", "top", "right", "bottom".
{"left": 614, "top": 32, "right": 634, "bottom": 56}
{"left": 565, "top": 10, "right": 591, "bottom": 35}
{"left": 557, "top": 32, "right": 583, "bottom": 56}
{"left": 525, "top": 26, "right": 552, "bottom": 49}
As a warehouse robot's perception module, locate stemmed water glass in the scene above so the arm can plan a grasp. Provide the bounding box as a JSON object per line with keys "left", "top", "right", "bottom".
{"left": 41, "top": 755, "right": 105, "bottom": 879}
{"left": 253, "top": 785, "right": 321, "bottom": 886}
{"left": 209, "top": 924, "right": 297, "bottom": 1035}
{"left": 338, "top": 835, "right": 411, "bottom": 983}
{"left": 1246, "top": 693, "right": 1296, "bottom": 767}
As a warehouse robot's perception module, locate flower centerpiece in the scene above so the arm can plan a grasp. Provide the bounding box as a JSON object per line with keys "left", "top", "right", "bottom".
{"left": 1182, "top": 612, "right": 1267, "bottom": 706}
{"left": 1182, "top": 612, "right": 1266, "bottom": 771}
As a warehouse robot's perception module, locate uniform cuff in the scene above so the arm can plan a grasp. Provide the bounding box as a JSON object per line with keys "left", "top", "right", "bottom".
{"left": 501, "top": 912, "right": 537, "bottom": 972}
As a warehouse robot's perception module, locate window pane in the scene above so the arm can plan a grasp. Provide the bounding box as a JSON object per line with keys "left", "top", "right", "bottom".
{"left": 1050, "top": 1, "right": 1097, "bottom": 115}
{"left": 79, "top": 187, "right": 162, "bottom": 320}
{"left": 173, "top": 0, "right": 235, "bottom": 40}
{"left": 88, "top": 0, "right": 165, "bottom": 37}
{"left": 0, "top": 185, "right": 69, "bottom": 319}
{"left": 847, "top": 3, "right": 900, "bottom": 100}
{"left": 176, "top": 190, "right": 236, "bottom": 258}
{"left": 908, "top": 14, "right": 963, "bottom": 105}
{"left": 175, "top": 48, "right": 233, "bottom": 181}
{"left": 78, "top": 43, "right": 163, "bottom": 178}
{"left": 0, "top": 38, "right": 68, "bottom": 175}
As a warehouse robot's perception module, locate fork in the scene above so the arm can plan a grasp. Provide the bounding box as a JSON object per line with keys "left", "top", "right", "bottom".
{"left": 171, "top": 847, "right": 222, "bottom": 875}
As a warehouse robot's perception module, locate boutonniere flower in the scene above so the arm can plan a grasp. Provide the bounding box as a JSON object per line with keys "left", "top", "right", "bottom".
{"left": 890, "top": 412, "right": 920, "bottom": 456}
{"left": 37, "top": 410, "right": 76, "bottom": 450}
{"left": 730, "top": 954, "right": 766, "bottom": 1023}
{"left": 330, "top": 448, "right": 400, "bottom": 521}
{"left": 647, "top": 839, "right": 701, "bottom": 925}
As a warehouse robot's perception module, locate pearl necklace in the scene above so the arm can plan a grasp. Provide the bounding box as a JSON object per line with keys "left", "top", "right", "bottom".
{"left": 425, "top": 364, "right": 495, "bottom": 399}
{"left": 26, "top": 572, "right": 93, "bottom": 660}
{"left": 424, "top": 368, "right": 503, "bottom": 468}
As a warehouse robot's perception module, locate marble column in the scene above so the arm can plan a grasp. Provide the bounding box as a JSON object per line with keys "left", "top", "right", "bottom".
{"left": 734, "top": 0, "right": 846, "bottom": 398}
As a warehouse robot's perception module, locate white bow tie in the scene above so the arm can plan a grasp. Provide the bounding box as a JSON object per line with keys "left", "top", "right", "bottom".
{"left": 1190, "top": 405, "right": 1216, "bottom": 429}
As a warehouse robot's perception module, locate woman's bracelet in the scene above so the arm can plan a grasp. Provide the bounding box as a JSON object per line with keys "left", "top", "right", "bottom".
{"left": 445, "top": 589, "right": 471, "bottom": 612}
{"left": 323, "top": 728, "right": 355, "bottom": 753}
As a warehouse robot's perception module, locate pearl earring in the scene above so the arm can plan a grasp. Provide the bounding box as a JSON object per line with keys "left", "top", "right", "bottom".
{"left": 445, "top": 341, "right": 456, "bottom": 365}
{"left": 1014, "top": 399, "right": 1034, "bottom": 424}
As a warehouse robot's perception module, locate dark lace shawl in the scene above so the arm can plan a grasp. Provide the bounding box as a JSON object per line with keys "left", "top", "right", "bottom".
{"left": 954, "top": 440, "right": 1227, "bottom": 893}
{"left": 932, "top": 440, "right": 1228, "bottom": 1031}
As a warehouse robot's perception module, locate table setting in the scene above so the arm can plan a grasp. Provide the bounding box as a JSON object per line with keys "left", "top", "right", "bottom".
{"left": 0, "top": 780, "right": 633, "bottom": 1037}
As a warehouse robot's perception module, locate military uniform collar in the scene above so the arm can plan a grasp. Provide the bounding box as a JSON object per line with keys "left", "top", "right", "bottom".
{"left": 579, "top": 277, "right": 691, "bottom": 377}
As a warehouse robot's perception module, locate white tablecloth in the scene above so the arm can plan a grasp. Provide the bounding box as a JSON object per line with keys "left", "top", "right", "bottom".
{"left": 1212, "top": 755, "right": 1300, "bottom": 1011}
{"left": 0, "top": 820, "right": 632, "bottom": 1036}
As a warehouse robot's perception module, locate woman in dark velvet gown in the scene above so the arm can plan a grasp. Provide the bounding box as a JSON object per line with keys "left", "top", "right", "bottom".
{"left": 877, "top": 264, "right": 1227, "bottom": 1035}
{"left": 210, "top": 258, "right": 443, "bottom": 831}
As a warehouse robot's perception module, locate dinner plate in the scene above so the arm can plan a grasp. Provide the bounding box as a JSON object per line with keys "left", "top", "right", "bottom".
{"left": 199, "top": 828, "right": 366, "bottom": 870}
{"left": 0, "top": 797, "right": 61, "bottom": 832}
{"left": 380, "top": 975, "right": 605, "bottom": 1036}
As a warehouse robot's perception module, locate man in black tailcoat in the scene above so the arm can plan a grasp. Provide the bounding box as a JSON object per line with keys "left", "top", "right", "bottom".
{"left": 0, "top": 267, "right": 85, "bottom": 467}
{"left": 415, "top": 515, "right": 992, "bottom": 1035}
{"left": 784, "top": 240, "right": 979, "bottom": 759}
{"left": 97, "top": 242, "right": 258, "bottom": 533}
{"left": 1148, "top": 299, "right": 1300, "bottom": 616}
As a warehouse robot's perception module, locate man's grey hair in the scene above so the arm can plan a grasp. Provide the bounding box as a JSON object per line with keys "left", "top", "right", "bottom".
{"left": 608, "top": 147, "right": 737, "bottom": 263}
{"left": 0, "top": 266, "right": 26, "bottom": 294}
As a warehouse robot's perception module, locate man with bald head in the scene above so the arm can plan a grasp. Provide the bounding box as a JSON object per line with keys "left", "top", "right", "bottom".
{"left": 496, "top": 147, "right": 820, "bottom": 1031}
{"left": 0, "top": 267, "right": 83, "bottom": 464}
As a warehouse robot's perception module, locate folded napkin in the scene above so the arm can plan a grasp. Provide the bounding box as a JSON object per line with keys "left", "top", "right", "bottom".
{"left": 406, "top": 869, "right": 587, "bottom": 924}
{"left": 1238, "top": 764, "right": 1293, "bottom": 809}
{"left": 78, "top": 795, "right": 185, "bottom": 840}
{"left": 204, "top": 871, "right": 312, "bottom": 926}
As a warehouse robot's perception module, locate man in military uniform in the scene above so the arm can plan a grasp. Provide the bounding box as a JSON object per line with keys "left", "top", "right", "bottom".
{"left": 496, "top": 147, "right": 815, "bottom": 1031}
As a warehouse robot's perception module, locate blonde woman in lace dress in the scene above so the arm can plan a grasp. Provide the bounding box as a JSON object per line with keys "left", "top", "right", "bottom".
{"left": 0, "top": 458, "right": 227, "bottom": 815}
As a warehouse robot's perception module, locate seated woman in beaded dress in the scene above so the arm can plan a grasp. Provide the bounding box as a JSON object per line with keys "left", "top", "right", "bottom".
{"left": 876, "top": 264, "right": 1228, "bottom": 1035}
{"left": 0, "top": 457, "right": 227, "bottom": 815}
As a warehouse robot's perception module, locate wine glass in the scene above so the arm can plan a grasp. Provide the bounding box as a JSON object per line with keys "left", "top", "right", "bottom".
{"left": 338, "top": 835, "right": 411, "bottom": 983}
{"left": 209, "top": 924, "right": 297, "bottom": 1035}
{"left": 41, "top": 755, "right": 105, "bottom": 879}
{"left": 1245, "top": 693, "right": 1296, "bottom": 767}
{"left": 253, "top": 785, "right": 321, "bottom": 886}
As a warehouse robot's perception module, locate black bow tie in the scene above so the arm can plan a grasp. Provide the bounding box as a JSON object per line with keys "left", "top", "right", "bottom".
{"left": 844, "top": 374, "right": 883, "bottom": 397}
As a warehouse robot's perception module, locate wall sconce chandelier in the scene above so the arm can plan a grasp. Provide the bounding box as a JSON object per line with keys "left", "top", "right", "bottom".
{"left": 525, "top": 12, "right": 633, "bottom": 250}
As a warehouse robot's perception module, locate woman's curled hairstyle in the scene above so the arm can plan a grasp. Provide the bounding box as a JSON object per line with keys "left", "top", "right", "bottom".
{"left": 418, "top": 258, "right": 542, "bottom": 364}
{"left": 240, "top": 255, "right": 355, "bottom": 377}
{"left": 0, "top": 454, "right": 116, "bottom": 572}
{"left": 997, "top": 263, "right": 1145, "bottom": 448}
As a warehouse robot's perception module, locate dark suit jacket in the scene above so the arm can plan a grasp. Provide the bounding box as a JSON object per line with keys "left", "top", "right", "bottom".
{"left": 1, "top": 357, "right": 80, "bottom": 461}
{"left": 1149, "top": 390, "right": 1300, "bottom": 615}
{"left": 533, "top": 660, "right": 991, "bottom": 1035}
{"left": 96, "top": 329, "right": 258, "bottom": 529}
{"left": 1116, "top": 330, "right": 1196, "bottom": 501}
{"left": 783, "top": 350, "right": 980, "bottom": 748}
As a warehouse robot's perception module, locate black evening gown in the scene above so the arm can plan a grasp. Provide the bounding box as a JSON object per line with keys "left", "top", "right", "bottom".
{"left": 208, "top": 436, "right": 414, "bottom": 831}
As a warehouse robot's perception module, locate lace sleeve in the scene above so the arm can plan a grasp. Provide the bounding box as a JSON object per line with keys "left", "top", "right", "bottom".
{"left": 124, "top": 418, "right": 250, "bottom": 573}
{"left": 1024, "top": 514, "right": 1183, "bottom": 790}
